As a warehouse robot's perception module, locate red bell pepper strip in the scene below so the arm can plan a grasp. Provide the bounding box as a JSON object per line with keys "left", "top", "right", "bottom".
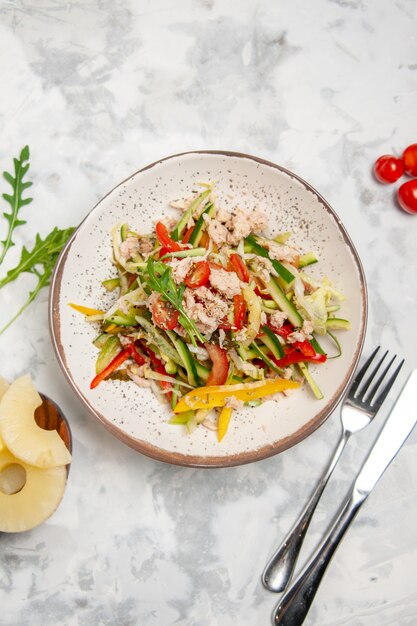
{"left": 155, "top": 222, "right": 182, "bottom": 252}
{"left": 267, "top": 322, "right": 294, "bottom": 337}
{"left": 293, "top": 340, "right": 316, "bottom": 358}
{"left": 271, "top": 348, "right": 327, "bottom": 368}
{"left": 182, "top": 226, "right": 194, "bottom": 244}
{"left": 90, "top": 347, "right": 132, "bottom": 389}
{"left": 206, "top": 344, "right": 229, "bottom": 386}
{"left": 233, "top": 294, "right": 246, "bottom": 330}
{"left": 228, "top": 253, "right": 250, "bottom": 283}
{"left": 129, "top": 342, "right": 146, "bottom": 366}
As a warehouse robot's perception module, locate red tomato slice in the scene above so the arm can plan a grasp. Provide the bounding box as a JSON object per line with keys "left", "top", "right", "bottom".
{"left": 152, "top": 296, "right": 180, "bottom": 330}
{"left": 229, "top": 253, "right": 250, "bottom": 282}
{"left": 184, "top": 261, "right": 210, "bottom": 288}
{"left": 233, "top": 294, "right": 246, "bottom": 330}
{"left": 397, "top": 179, "right": 417, "bottom": 214}
{"left": 155, "top": 222, "right": 182, "bottom": 252}
{"left": 206, "top": 344, "right": 229, "bottom": 386}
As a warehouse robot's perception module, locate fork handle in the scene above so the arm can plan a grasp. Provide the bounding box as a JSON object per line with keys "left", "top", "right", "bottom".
{"left": 262, "top": 431, "right": 350, "bottom": 593}
{"left": 272, "top": 487, "right": 366, "bottom": 626}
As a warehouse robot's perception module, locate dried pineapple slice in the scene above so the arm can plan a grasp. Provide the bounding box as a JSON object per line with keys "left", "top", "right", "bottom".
{"left": 0, "top": 375, "right": 72, "bottom": 468}
{"left": 0, "top": 446, "right": 66, "bottom": 532}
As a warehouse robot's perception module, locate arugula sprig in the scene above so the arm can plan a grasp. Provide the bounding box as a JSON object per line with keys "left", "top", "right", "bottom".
{"left": 146, "top": 258, "right": 206, "bottom": 346}
{"left": 0, "top": 226, "right": 75, "bottom": 336}
{"left": 0, "top": 145, "right": 33, "bottom": 265}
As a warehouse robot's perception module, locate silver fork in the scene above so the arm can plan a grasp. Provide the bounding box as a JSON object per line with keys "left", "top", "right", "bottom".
{"left": 262, "top": 347, "right": 404, "bottom": 593}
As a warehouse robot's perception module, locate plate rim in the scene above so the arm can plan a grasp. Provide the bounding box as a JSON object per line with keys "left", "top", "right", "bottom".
{"left": 49, "top": 149, "right": 368, "bottom": 468}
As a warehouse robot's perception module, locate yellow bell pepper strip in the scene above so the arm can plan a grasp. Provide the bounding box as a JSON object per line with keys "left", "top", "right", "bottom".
{"left": 174, "top": 378, "right": 300, "bottom": 413}
{"left": 217, "top": 407, "right": 233, "bottom": 442}
{"left": 69, "top": 303, "right": 105, "bottom": 316}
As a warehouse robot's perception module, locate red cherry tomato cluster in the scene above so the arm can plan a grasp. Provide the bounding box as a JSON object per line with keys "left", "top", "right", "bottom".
{"left": 373, "top": 143, "right": 417, "bottom": 214}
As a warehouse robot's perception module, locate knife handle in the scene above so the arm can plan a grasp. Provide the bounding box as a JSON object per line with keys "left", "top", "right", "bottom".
{"left": 272, "top": 488, "right": 367, "bottom": 626}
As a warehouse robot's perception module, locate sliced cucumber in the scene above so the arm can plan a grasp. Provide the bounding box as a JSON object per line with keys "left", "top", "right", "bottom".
{"left": 93, "top": 333, "right": 112, "bottom": 349}
{"left": 136, "top": 316, "right": 183, "bottom": 365}
{"left": 96, "top": 336, "right": 122, "bottom": 374}
{"left": 325, "top": 318, "right": 351, "bottom": 331}
{"left": 264, "top": 276, "right": 303, "bottom": 328}
{"left": 250, "top": 342, "right": 283, "bottom": 375}
{"left": 120, "top": 223, "right": 130, "bottom": 241}
{"left": 189, "top": 202, "right": 215, "bottom": 246}
{"left": 160, "top": 247, "right": 206, "bottom": 260}
{"left": 245, "top": 235, "right": 295, "bottom": 284}
{"left": 260, "top": 325, "right": 285, "bottom": 359}
{"left": 298, "top": 252, "right": 318, "bottom": 268}
{"left": 166, "top": 332, "right": 199, "bottom": 386}
{"left": 102, "top": 277, "right": 120, "bottom": 292}
{"left": 171, "top": 189, "right": 211, "bottom": 241}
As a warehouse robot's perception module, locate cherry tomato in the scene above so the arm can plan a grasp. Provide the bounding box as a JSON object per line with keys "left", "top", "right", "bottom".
{"left": 155, "top": 222, "right": 182, "bottom": 252}
{"left": 205, "top": 344, "right": 229, "bottom": 386}
{"left": 402, "top": 143, "right": 417, "bottom": 177}
{"left": 152, "top": 296, "right": 180, "bottom": 330}
{"left": 373, "top": 155, "right": 404, "bottom": 184}
{"left": 184, "top": 261, "right": 210, "bottom": 288}
{"left": 397, "top": 179, "right": 417, "bottom": 214}
{"left": 233, "top": 294, "right": 246, "bottom": 330}
{"left": 228, "top": 253, "right": 250, "bottom": 282}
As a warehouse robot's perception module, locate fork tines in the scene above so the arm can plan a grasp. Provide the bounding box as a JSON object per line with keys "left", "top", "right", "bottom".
{"left": 349, "top": 346, "right": 405, "bottom": 410}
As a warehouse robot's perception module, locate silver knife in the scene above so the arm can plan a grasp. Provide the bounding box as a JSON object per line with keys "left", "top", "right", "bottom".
{"left": 273, "top": 369, "right": 417, "bottom": 626}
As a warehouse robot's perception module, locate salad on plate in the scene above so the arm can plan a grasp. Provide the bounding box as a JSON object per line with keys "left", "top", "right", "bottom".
{"left": 71, "top": 184, "right": 350, "bottom": 441}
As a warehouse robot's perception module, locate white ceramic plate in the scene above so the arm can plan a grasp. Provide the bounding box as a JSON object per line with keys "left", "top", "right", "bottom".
{"left": 49, "top": 151, "right": 367, "bottom": 467}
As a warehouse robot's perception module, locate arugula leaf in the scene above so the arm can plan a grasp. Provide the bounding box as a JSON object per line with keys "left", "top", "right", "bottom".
{"left": 0, "top": 226, "right": 75, "bottom": 335}
{"left": 0, "top": 145, "right": 33, "bottom": 265}
{"left": 146, "top": 258, "right": 206, "bottom": 345}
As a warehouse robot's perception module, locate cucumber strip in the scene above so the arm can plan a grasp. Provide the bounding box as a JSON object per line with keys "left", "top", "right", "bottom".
{"left": 326, "top": 318, "right": 351, "bottom": 330}
{"left": 169, "top": 410, "right": 194, "bottom": 425}
{"left": 326, "top": 304, "right": 341, "bottom": 313}
{"left": 171, "top": 189, "right": 211, "bottom": 241}
{"left": 165, "top": 359, "right": 178, "bottom": 375}
{"left": 189, "top": 202, "right": 215, "bottom": 246}
{"left": 250, "top": 342, "right": 283, "bottom": 375}
{"left": 96, "top": 336, "right": 122, "bottom": 374}
{"left": 264, "top": 276, "right": 303, "bottom": 328}
{"left": 261, "top": 325, "right": 285, "bottom": 359}
{"left": 120, "top": 223, "right": 130, "bottom": 241}
{"left": 245, "top": 235, "right": 295, "bottom": 284}
{"left": 93, "top": 333, "right": 111, "bottom": 348}
{"left": 166, "top": 331, "right": 199, "bottom": 386}
{"left": 310, "top": 336, "right": 326, "bottom": 355}
{"left": 261, "top": 299, "right": 278, "bottom": 310}
{"left": 236, "top": 345, "right": 258, "bottom": 361}
{"left": 297, "top": 362, "right": 323, "bottom": 399}
{"left": 298, "top": 252, "right": 318, "bottom": 268}
{"left": 135, "top": 316, "right": 183, "bottom": 365}
{"left": 105, "top": 312, "right": 137, "bottom": 326}
{"left": 160, "top": 247, "right": 206, "bottom": 260}
{"left": 102, "top": 277, "right": 120, "bottom": 292}
{"left": 326, "top": 330, "right": 342, "bottom": 358}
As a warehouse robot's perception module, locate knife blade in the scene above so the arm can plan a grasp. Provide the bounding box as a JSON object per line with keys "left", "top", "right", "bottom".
{"left": 354, "top": 368, "right": 417, "bottom": 495}
{"left": 272, "top": 368, "right": 417, "bottom": 626}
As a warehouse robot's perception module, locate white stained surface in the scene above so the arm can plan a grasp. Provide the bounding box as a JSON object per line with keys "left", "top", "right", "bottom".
{"left": 0, "top": 2, "right": 416, "bottom": 626}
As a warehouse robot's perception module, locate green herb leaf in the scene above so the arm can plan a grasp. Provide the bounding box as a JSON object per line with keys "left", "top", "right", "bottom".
{"left": 0, "top": 226, "right": 75, "bottom": 335}
{"left": 146, "top": 258, "right": 206, "bottom": 345}
{"left": 0, "top": 145, "right": 33, "bottom": 265}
